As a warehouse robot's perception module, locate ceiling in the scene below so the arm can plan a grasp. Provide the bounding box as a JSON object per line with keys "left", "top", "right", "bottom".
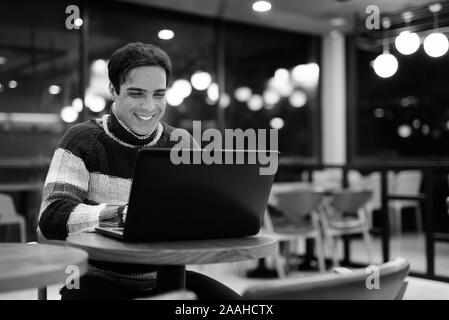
{"left": 118, "top": 0, "right": 439, "bottom": 35}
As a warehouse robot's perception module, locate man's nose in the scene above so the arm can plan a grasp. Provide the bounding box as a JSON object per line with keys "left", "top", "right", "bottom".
{"left": 140, "top": 96, "right": 156, "bottom": 111}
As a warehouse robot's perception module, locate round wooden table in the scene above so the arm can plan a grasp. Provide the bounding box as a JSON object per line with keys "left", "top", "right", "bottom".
{"left": 67, "top": 233, "right": 277, "bottom": 293}
{"left": 0, "top": 243, "right": 88, "bottom": 295}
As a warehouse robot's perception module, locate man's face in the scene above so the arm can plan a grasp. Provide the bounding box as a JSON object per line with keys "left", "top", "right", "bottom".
{"left": 112, "top": 66, "right": 167, "bottom": 136}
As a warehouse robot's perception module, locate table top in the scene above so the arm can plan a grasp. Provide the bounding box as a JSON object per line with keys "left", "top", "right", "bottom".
{"left": 269, "top": 182, "right": 334, "bottom": 204}
{"left": 0, "top": 243, "right": 88, "bottom": 293}
{"left": 271, "top": 182, "right": 313, "bottom": 192}
{"left": 67, "top": 232, "right": 277, "bottom": 265}
{"left": 271, "top": 183, "right": 364, "bottom": 195}
{"left": 0, "top": 182, "right": 43, "bottom": 192}
{"left": 271, "top": 182, "right": 334, "bottom": 193}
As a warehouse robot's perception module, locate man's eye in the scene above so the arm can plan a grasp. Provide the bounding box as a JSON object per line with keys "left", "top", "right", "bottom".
{"left": 130, "top": 93, "right": 144, "bottom": 98}
{"left": 154, "top": 94, "right": 165, "bottom": 99}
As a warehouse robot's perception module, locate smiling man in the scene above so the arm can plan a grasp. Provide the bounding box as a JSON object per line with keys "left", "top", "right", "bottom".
{"left": 38, "top": 42, "right": 238, "bottom": 300}
{"left": 112, "top": 66, "right": 166, "bottom": 136}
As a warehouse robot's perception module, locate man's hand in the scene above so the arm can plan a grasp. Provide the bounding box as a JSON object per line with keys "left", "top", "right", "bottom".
{"left": 99, "top": 204, "right": 128, "bottom": 228}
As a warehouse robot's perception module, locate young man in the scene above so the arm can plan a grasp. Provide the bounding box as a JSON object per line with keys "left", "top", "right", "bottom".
{"left": 38, "top": 42, "right": 239, "bottom": 300}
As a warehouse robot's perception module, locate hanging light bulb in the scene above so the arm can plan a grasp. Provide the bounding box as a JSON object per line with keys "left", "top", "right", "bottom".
{"left": 234, "top": 87, "right": 252, "bottom": 102}
{"left": 395, "top": 31, "right": 420, "bottom": 55}
{"left": 424, "top": 33, "right": 449, "bottom": 58}
{"left": 207, "top": 83, "right": 219, "bottom": 102}
{"left": 374, "top": 18, "right": 398, "bottom": 78}
{"left": 270, "top": 117, "right": 284, "bottom": 129}
{"left": 190, "top": 71, "right": 212, "bottom": 91}
{"left": 158, "top": 29, "right": 175, "bottom": 40}
{"left": 289, "top": 90, "right": 307, "bottom": 108}
{"left": 60, "top": 106, "right": 79, "bottom": 123}
{"left": 252, "top": 1, "right": 271, "bottom": 12}
{"left": 172, "top": 79, "right": 192, "bottom": 98}
{"left": 263, "top": 88, "right": 280, "bottom": 106}
{"left": 395, "top": 12, "right": 420, "bottom": 55}
{"left": 247, "top": 94, "right": 263, "bottom": 111}
{"left": 373, "top": 54, "right": 398, "bottom": 78}
{"left": 72, "top": 98, "right": 83, "bottom": 112}
{"left": 219, "top": 93, "right": 230, "bottom": 109}
{"left": 166, "top": 87, "right": 184, "bottom": 107}
{"left": 424, "top": 3, "right": 449, "bottom": 58}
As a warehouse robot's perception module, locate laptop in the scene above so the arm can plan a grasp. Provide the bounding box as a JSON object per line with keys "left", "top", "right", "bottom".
{"left": 95, "top": 149, "right": 277, "bottom": 242}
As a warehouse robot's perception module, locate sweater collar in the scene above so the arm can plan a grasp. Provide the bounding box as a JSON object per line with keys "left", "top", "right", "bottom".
{"left": 103, "top": 107, "right": 163, "bottom": 148}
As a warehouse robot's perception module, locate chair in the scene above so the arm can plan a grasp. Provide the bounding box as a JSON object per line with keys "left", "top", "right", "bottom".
{"left": 241, "top": 257, "right": 409, "bottom": 300}
{"left": 320, "top": 190, "right": 374, "bottom": 266}
{"left": 347, "top": 170, "right": 363, "bottom": 189}
{"left": 312, "top": 169, "right": 341, "bottom": 190}
{"left": 313, "top": 169, "right": 363, "bottom": 191}
{"left": 360, "top": 171, "right": 395, "bottom": 228}
{"left": 144, "top": 258, "right": 409, "bottom": 300}
{"left": 389, "top": 170, "right": 423, "bottom": 234}
{"left": 0, "top": 193, "right": 26, "bottom": 242}
{"left": 262, "top": 185, "right": 327, "bottom": 276}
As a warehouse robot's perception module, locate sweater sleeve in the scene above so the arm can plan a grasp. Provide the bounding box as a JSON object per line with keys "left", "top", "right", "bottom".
{"left": 38, "top": 123, "right": 126, "bottom": 240}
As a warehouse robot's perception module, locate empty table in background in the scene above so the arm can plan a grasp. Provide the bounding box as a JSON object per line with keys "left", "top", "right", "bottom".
{"left": 0, "top": 243, "right": 88, "bottom": 297}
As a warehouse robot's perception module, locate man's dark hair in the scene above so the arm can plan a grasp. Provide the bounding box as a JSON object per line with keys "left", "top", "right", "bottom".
{"left": 108, "top": 42, "right": 172, "bottom": 94}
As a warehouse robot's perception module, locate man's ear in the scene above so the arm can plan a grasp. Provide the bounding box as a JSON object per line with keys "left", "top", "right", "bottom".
{"left": 109, "top": 83, "right": 117, "bottom": 101}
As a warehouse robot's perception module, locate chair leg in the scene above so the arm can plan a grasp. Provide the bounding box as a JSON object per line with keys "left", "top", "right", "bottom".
{"left": 390, "top": 206, "right": 401, "bottom": 235}
{"left": 318, "top": 209, "right": 340, "bottom": 268}
{"left": 4, "top": 225, "right": 11, "bottom": 241}
{"left": 290, "top": 239, "right": 300, "bottom": 256}
{"left": 395, "top": 208, "right": 402, "bottom": 235}
{"left": 327, "top": 235, "right": 340, "bottom": 268}
{"left": 37, "top": 287, "right": 47, "bottom": 300}
{"left": 415, "top": 205, "right": 423, "bottom": 232}
{"left": 319, "top": 208, "right": 340, "bottom": 268}
{"left": 365, "top": 205, "right": 374, "bottom": 229}
{"left": 275, "top": 241, "right": 291, "bottom": 276}
{"left": 311, "top": 213, "right": 326, "bottom": 273}
{"left": 273, "top": 242, "right": 286, "bottom": 278}
{"left": 314, "top": 234, "right": 326, "bottom": 273}
{"left": 19, "top": 221, "right": 26, "bottom": 243}
{"left": 362, "top": 227, "right": 375, "bottom": 265}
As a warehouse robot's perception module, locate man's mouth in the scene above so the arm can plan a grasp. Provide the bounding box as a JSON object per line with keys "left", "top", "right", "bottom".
{"left": 134, "top": 113, "right": 156, "bottom": 121}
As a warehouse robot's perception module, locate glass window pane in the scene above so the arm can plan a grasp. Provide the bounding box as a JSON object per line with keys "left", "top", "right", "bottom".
{"left": 0, "top": 0, "right": 80, "bottom": 160}
{"left": 225, "top": 24, "right": 320, "bottom": 157}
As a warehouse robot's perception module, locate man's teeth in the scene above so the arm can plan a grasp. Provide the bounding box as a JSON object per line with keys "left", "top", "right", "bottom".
{"left": 135, "top": 114, "right": 154, "bottom": 121}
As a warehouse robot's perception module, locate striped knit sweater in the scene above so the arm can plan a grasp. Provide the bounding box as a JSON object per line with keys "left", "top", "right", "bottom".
{"left": 38, "top": 109, "right": 196, "bottom": 293}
